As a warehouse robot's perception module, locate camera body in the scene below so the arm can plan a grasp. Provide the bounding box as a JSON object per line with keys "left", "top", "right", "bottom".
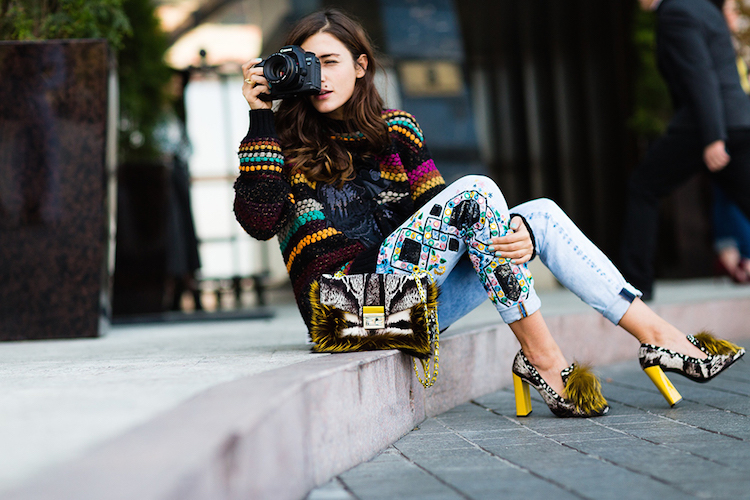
{"left": 257, "top": 45, "right": 321, "bottom": 101}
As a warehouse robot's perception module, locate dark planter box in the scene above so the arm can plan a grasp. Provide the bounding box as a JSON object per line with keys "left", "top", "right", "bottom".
{"left": 0, "top": 39, "right": 117, "bottom": 341}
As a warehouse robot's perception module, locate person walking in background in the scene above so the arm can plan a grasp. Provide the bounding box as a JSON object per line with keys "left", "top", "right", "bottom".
{"left": 621, "top": 0, "right": 750, "bottom": 300}
{"left": 234, "top": 9, "right": 744, "bottom": 417}
{"left": 709, "top": 0, "right": 750, "bottom": 283}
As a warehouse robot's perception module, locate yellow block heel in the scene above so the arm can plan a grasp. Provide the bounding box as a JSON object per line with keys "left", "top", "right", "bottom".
{"left": 513, "top": 373, "right": 532, "bottom": 417}
{"left": 644, "top": 366, "right": 683, "bottom": 407}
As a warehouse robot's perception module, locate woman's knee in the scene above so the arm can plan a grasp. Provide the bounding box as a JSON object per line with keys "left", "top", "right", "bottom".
{"left": 463, "top": 174, "right": 494, "bottom": 186}
{"left": 448, "top": 175, "right": 507, "bottom": 207}
{"left": 447, "top": 174, "right": 496, "bottom": 192}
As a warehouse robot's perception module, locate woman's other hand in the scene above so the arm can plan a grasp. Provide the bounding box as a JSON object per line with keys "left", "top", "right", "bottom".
{"left": 242, "top": 58, "right": 272, "bottom": 110}
{"left": 490, "top": 216, "right": 534, "bottom": 265}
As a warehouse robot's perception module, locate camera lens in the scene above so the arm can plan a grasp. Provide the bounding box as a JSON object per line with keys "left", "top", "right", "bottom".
{"left": 262, "top": 53, "right": 299, "bottom": 88}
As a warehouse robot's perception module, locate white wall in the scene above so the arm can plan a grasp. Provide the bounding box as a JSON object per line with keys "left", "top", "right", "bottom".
{"left": 184, "top": 74, "right": 287, "bottom": 283}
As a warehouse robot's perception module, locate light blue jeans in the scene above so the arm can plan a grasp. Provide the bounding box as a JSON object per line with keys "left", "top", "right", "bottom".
{"left": 376, "top": 175, "right": 641, "bottom": 328}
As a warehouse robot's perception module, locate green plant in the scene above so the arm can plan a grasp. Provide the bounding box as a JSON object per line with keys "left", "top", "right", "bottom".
{"left": 733, "top": 0, "right": 750, "bottom": 65}
{"left": 117, "top": 0, "right": 172, "bottom": 163}
{"left": 0, "top": 0, "right": 131, "bottom": 49}
{"left": 628, "top": 6, "right": 672, "bottom": 140}
{"left": 1, "top": 0, "right": 173, "bottom": 163}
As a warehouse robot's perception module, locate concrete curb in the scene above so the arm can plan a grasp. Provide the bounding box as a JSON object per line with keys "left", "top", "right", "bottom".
{"left": 4, "top": 296, "right": 750, "bottom": 500}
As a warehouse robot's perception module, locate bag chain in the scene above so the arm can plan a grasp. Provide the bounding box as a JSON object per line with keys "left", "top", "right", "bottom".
{"left": 413, "top": 271, "right": 439, "bottom": 388}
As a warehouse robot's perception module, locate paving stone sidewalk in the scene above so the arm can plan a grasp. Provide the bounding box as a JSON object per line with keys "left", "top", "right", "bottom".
{"left": 308, "top": 357, "right": 750, "bottom": 500}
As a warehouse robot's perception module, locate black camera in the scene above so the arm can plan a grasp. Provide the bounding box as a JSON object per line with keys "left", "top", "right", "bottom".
{"left": 257, "top": 45, "right": 321, "bottom": 101}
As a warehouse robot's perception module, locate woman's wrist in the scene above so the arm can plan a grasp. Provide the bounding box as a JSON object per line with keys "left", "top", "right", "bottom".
{"left": 248, "top": 108, "right": 277, "bottom": 137}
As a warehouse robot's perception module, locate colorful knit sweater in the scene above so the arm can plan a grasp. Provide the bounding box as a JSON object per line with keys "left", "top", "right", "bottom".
{"left": 233, "top": 108, "right": 446, "bottom": 328}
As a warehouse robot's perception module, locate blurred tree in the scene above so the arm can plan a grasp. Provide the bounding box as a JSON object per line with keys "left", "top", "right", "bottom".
{"left": 628, "top": 5, "right": 672, "bottom": 141}
{"left": 117, "top": 0, "right": 172, "bottom": 163}
{"left": 0, "top": 0, "right": 131, "bottom": 48}
{"left": 733, "top": 0, "right": 750, "bottom": 60}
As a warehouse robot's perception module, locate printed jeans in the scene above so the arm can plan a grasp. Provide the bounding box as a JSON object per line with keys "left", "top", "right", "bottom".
{"left": 376, "top": 175, "right": 641, "bottom": 328}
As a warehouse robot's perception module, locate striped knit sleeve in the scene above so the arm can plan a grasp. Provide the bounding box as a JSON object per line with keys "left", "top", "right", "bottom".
{"left": 385, "top": 110, "right": 445, "bottom": 208}
{"left": 233, "top": 109, "right": 294, "bottom": 241}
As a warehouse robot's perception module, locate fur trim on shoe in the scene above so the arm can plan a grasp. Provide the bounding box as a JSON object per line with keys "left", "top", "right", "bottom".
{"left": 694, "top": 331, "right": 743, "bottom": 356}
{"left": 563, "top": 363, "right": 609, "bottom": 415}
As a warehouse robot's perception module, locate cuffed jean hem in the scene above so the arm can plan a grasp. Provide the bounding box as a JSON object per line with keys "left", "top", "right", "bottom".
{"left": 499, "top": 293, "right": 542, "bottom": 324}
{"left": 602, "top": 283, "right": 642, "bottom": 325}
{"left": 511, "top": 197, "right": 643, "bottom": 327}
{"left": 714, "top": 237, "right": 739, "bottom": 254}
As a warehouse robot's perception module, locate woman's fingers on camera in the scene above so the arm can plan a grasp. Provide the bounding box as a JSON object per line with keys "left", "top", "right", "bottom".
{"left": 247, "top": 78, "right": 269, "bottom": 95}
{"left": 242, "top": 78, "right": 272, "bottom": 109}
{"left": 242, "top": 57, "right": 263, "bottom": 72}
{"left": 242, "top": 61, "right": 265, "bottom": 84}
{"left": 244, "top": 72, "right": 269, "bottom": 90}
{"left": 244, "top": 75, "right": 261, "bottom": 88}
{"left": 241, "top": 62, "right": 270, "bottom": 102}
{"left": 254, "top": 86, "right": 271, "bottom": 101}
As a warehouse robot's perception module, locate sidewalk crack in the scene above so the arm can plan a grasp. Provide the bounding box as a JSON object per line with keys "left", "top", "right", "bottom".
{"left": 329, "top": 476, "right": 362, "bottom": 500}
{"left": 469, "top": 399, "right": 703, "bottom": 499}
{"left": 390, "top": 442, "right": 473, "bottom": 500}
{"left": 429, "top": 410, "right": 591, "bottom": 500}
{"left": 587, "top": 414, "right": 746, "bottom": 472}
{"left": 606, "top": 379, "right": 750, "bottom": 428}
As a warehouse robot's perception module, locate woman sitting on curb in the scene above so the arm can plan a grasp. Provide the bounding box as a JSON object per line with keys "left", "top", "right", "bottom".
{"left": 233, "top": 9, "right": 745, "bottom": 417}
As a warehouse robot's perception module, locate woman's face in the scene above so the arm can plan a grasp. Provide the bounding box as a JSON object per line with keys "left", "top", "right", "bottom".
{"left": 301, "top": 32, "right": 367, "bottom": 120}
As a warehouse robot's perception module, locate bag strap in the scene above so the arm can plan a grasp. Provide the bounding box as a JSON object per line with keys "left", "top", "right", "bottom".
{"left": 412, "top": 271, "right": 439, "bottom": 388}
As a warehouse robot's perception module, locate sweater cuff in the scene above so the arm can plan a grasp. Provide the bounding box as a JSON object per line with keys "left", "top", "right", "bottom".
{"left": 248, "top": 109, "right": 277, "bottom": 137}
{"left": 509, "top": 213, "right": 537, "bottom": 261}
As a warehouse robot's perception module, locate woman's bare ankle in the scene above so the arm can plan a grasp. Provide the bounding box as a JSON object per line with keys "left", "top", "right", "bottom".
{"left": 522, "top": 348, "right": 567, "bottom": 373}
{"left": 642, "top": 329, "right": 707, "bottom": 359}
{"left": 620, "top": 299, "right": 706, "bottom": 359}
{"left": 522, "top": 349, "right": 568, "bottom": 396}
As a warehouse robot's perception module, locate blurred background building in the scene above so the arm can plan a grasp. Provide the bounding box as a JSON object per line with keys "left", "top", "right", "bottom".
{"left": 7, "top": 0, "right": 737, "bottom": 321}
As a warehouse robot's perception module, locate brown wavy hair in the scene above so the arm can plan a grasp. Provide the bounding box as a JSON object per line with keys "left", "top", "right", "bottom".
{"left": 275, "top": 9, "right": 390, "bottom": 187}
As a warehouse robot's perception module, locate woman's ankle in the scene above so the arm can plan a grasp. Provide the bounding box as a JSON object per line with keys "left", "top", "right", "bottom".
{"left": 521, "top": 345, "right": 567, "bottom": 372}
{"left": 522, "top": 349, "right": 569, "bottom": 397}
{"left": 620, "top": 299, "right": 707, "bottom": 359}
{"left": 638, "top": 328, "right": 707, "bottom": 359}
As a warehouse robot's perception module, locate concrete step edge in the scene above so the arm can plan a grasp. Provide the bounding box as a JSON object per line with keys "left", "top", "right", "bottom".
{"left": 4, "top": 297, "right": 750, "bottom": 500}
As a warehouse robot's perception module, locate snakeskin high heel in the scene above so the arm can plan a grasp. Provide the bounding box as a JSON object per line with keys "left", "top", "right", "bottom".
{"left": 639, "top": 332, "right": 746, "bottom": 407}
{"left": 511, "top": 350, "right": 609, "bottom": 418}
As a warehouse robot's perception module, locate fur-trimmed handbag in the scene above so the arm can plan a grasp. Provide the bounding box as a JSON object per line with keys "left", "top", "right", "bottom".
{"left": 309, "top": 272, "right": 440, "bottom": 387}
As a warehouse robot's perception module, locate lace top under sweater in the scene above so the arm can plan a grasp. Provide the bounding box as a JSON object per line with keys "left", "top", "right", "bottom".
{"left": 233, "top": 108, "right": 446, "bottom": 329}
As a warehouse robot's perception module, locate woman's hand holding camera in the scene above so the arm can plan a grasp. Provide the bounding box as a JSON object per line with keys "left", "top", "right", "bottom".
{"left": 242, "top": 58, "right": 272, "bottom": 110}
